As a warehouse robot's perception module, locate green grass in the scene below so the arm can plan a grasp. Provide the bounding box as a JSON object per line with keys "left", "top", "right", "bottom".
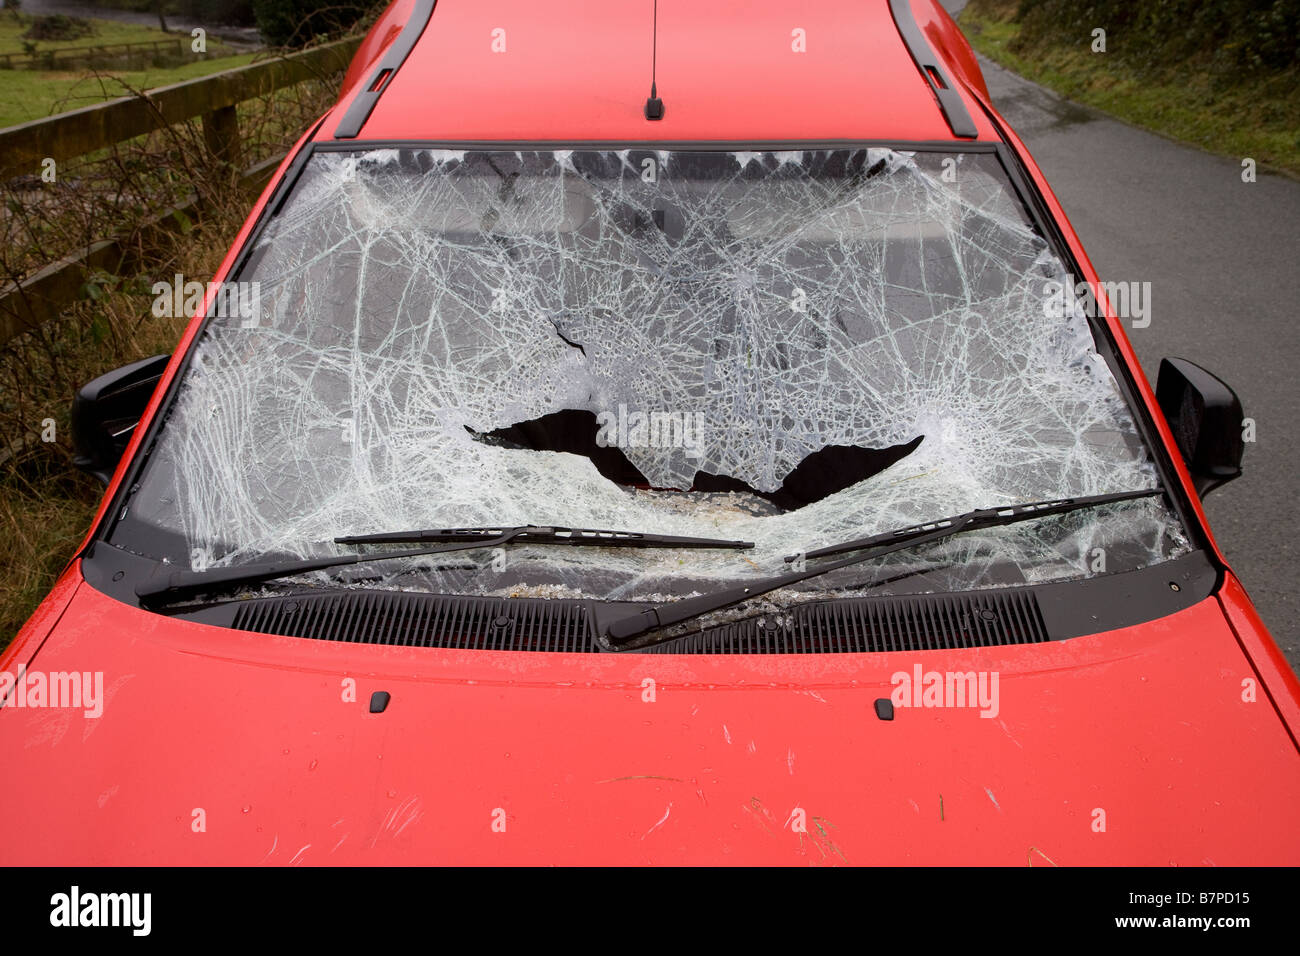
{"left": 1, "top": 15, "right": 163, "bottom": 55}
{"left": 0, "top": 472, "right": 99, "bottom": 645}
{"left": 0, "top": 51, "right": 260, "bottom": 127}
{"left": 0, "top": 16, "right": 367, "bottom": 649}
{"left": 959, "top": 0, "right": 1300, "bottom": 178}
{"left": 0, "top": 14, "right": 233, "bottom": 56}
{"left": 0, "top": 256, "right": 206, "bottom": 649}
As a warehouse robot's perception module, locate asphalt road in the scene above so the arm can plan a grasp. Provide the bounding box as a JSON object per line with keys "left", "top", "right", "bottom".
{"left": 939, "top": 2, "right": 1299, "bottom": 673}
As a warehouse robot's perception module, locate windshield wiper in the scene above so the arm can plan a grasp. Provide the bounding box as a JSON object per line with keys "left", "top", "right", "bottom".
{"left": 598, "top": 488, "right": 1163, "bottom": 649}
{"left": 137, "top": 525, "right": 753, "bottom": 607}
{"left": 335, "top": 525, "right": 753, "bottom": 548}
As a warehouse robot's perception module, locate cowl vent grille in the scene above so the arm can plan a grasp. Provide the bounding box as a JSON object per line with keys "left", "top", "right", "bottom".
{"left": 226, "top": 588, "right": 1049, "bottom": 653}
{"left": 231, "top": 592, "right": 594, "bottom": 653}
{"left": 642, "top": 590, "right": 1048, "bottom": 653}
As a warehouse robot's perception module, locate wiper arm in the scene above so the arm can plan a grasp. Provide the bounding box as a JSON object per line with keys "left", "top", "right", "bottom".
{"left": 335, "top": 525, "right": 754, "bottom": 549}
{"left": 793, "top": 488, "right": 1161, "bottom": 560}
{"left": 599, "top": 488, "right": 1163, "bottom": 649}
{"left": 138, "top": 525, "right": 753, "bottom": 607}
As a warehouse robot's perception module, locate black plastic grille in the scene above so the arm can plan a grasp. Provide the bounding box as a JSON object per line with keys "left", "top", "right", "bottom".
{"left": 643, "top": 590, "right": 1049, "bottom": 653}
{"left": 227, "top": 588, "right": 1049, "bottom": 653}
{"left": 231, "top": 592, "right": 595, "bottom": 652}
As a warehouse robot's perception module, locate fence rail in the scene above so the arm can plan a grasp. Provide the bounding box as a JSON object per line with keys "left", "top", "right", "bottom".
{"left": 0, "top": 37, "right": 201, "bottom": 70}
{"left": 0, "top": 36, "right": 360, "bottom": 348}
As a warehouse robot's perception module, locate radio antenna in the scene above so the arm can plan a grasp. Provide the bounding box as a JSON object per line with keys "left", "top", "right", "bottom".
{"left": 644, "top": 0, "right": 664, "bottom": 120}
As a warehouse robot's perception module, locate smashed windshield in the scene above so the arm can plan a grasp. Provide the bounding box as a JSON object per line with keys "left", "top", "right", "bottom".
{"left": 122, "top": 147, "right": 1188, "bottom": 603}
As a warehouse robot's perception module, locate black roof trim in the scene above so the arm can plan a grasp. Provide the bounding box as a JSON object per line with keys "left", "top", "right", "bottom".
{"left": 333, "top": 0, "right": 438, "bottom": 139}
{"left": 888, "top": 0, "right": 979, "bottom": 139}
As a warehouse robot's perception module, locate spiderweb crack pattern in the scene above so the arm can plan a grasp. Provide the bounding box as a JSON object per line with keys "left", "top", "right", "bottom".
{"left": 129, "top": 147, "right": 1187, "bottom": 598}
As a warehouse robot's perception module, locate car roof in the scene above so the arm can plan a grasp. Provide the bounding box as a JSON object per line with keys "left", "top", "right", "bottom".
{"left": 326, "top": 0, "right": 997, "bottom": 144}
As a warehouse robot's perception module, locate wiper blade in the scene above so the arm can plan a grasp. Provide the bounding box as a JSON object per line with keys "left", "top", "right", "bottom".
{"left": 138, "top": 525, "right": 752, "bottom": 607}
{"left": 335, "top": 525, "right": 754, "bottom": 549}
{"left": 599, "top": 488, "right": 1163, "bottom": 648}
{"left": 795, "top": 488, "right": 1161, "bottom": 560}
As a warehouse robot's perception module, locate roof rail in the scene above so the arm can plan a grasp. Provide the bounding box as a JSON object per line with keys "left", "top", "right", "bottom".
{"left": 888, "top": 0, "right": 978, "bottom": 139}
{"left": 334, "top": 0, "right": 439, "bottom": 139}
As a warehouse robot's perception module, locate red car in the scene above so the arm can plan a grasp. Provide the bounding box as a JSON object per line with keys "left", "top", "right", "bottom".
{"left": 3, "top": 0, "right": 1297, "bottom": 866}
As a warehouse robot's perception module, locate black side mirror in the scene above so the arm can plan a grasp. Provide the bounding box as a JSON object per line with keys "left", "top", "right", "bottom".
{"left": 72, "top": 354, "right": 171, "bottom": 484}
{"left": 1155, "top": 357, "right": 1244, "bottom": 498}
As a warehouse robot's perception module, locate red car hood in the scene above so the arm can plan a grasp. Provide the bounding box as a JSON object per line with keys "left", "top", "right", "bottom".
{"left": 2, "top": 578, "right": 1297, "bottom": 865}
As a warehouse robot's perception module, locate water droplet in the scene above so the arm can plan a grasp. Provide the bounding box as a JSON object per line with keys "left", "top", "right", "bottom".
{"left": 308, "top": 759, "right": 318, "bottom": 771}
{"left": 242, "top": 805, "right": 251, "bottom": 814}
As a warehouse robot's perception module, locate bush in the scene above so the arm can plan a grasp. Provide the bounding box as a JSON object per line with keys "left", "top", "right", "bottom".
{"left": 173, "top": 0, "right": 255, "bottom": 27}
{"left": 23, "top": 14, "right": 97, "bottom": 42}
{"left": 77, "top": 0, "right": 255, "bottom": 27}
{"left": 251, "top": 0, "right": 369, "bottom": 47}
{"left": 1013, "top": 0, "right": 1300, "bottom": 74}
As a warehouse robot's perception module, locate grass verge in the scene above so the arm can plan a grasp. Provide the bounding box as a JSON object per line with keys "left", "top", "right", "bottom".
{"left": 0, "top": 51, "right": 259, "bottom": 128}
{"left": 0, "top": 15, "right": 194, "bottom": 55}
{"left": 0, "top": 253, "right": 209, "bottom": 648}
{"left": 0, "top": 471, "right": 99, "bottom": 637}
{"left": 958, "top": 0, "right": 1300, "bottom": 178}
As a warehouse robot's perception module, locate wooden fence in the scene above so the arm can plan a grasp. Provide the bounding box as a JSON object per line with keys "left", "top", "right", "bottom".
{"left": 0, "top": 37, "right": 203, "bottom": 70}
{"left": 0, "top": 36, "right": 360, "bottom": 347}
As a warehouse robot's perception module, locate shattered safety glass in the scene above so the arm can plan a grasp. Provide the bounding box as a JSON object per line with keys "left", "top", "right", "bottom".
{"left": 120, "top": 147, "right": 1188, "bottom": 603}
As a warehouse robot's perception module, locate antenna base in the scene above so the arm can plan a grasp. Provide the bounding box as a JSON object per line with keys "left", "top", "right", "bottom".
{"left": 644, "top": 95, "right": 665, "bottom": 121}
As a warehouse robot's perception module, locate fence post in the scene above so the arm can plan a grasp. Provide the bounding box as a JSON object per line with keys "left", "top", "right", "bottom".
{"left": 0, "top": 37, "right": 363, "bottom": 346}
{"left": 202, "top": 105, "right": 242, "bottom": 172}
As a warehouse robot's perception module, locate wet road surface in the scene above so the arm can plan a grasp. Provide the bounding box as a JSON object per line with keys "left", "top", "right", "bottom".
{"left": 942, "top": 0, "right": 1299, "bottom": 671}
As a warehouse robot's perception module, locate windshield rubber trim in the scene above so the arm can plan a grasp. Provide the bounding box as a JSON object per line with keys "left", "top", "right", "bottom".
{"left": 309, "top": 138, "right": 998, "bottom": 153}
